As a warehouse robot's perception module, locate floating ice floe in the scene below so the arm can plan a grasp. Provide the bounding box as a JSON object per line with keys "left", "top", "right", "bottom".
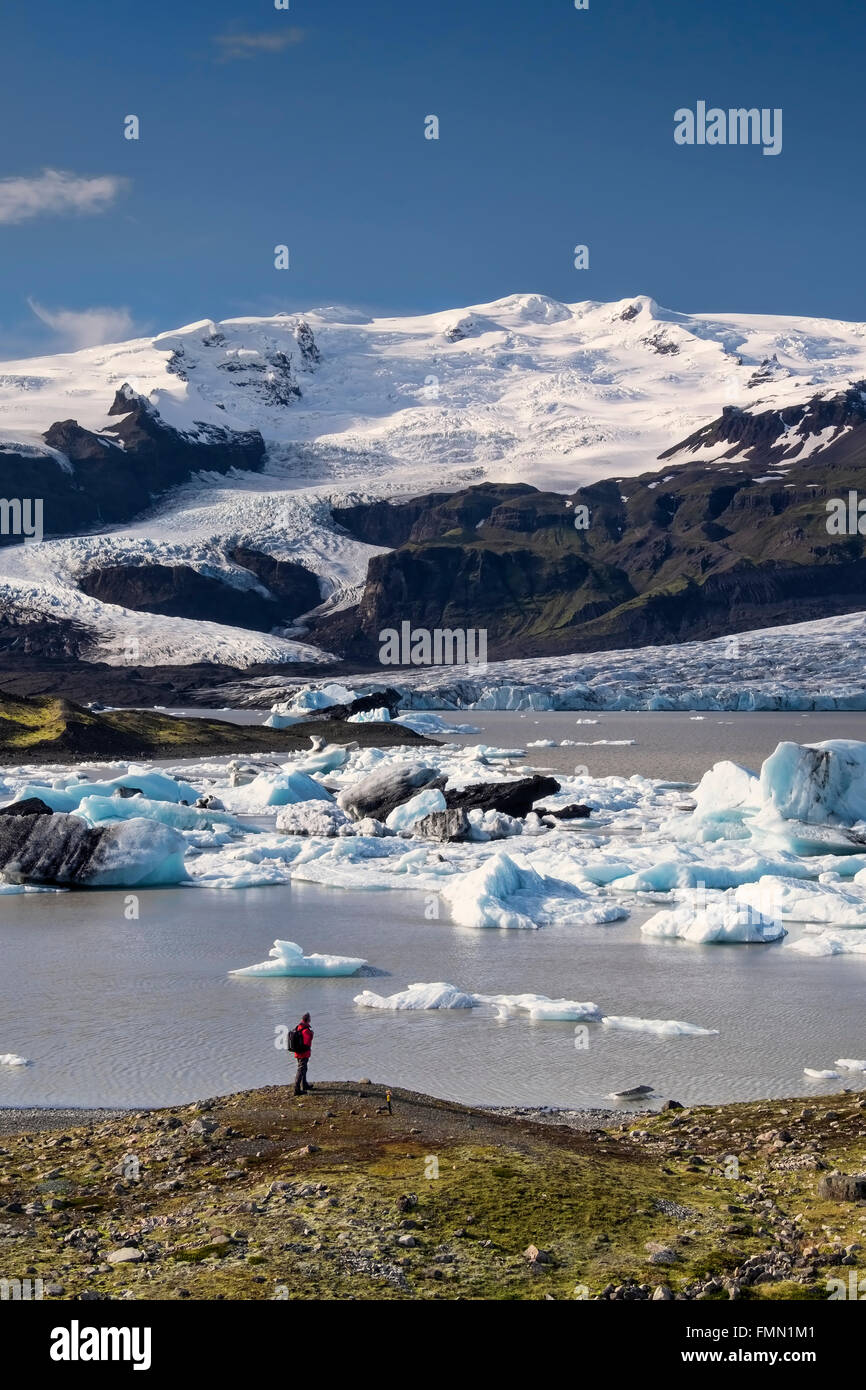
{"left": 737, "top": 874, "right": 866, "bottom": 927}
{"left": 354, "top": 982, "right": 478, "bottom": 1010}
{"left": 803, "top": 1068, "right": 841, "bottom": 1080}
{"left": 230, "top": 939, "right": 367, "bottom": 977}
{"left": 835, "top": 1058, "right": 866, "bottom": 1071}
{"left": 641, "top": 892, "right": 786, "bottom": 944}
{"left": 394, "top": 712, "right": 481, "bottom": 735}
{"left": 0, "top": 1053, "right": 30, "bottom": 1066}
{"left": 476, "top": 992, "right": 602, "bottom": 1021}
{"left": 787, "top": 930, "right": 866, "bottom": 956}
{"left": 602, "top": 1015, "right": 718, "bottom": 1037}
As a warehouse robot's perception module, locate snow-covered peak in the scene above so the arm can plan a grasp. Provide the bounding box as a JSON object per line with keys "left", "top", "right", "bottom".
{"left": 1, "top": 293, "right": 866, "bottom": 492}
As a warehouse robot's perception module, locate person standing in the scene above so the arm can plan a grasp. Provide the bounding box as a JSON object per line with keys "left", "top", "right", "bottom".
{"left": 292, "top": 1012, "right": 314, "bottom": 1095}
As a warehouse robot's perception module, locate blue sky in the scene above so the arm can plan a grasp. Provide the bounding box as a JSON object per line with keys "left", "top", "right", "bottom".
{"left": 0, "top": 0, "right": 863, "bottom": 355}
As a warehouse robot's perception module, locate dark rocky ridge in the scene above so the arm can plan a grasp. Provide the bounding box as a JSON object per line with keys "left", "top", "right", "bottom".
{"left": 78, "top": 552, "right": 321, "bottom": 633}
{"left": 0, "top": 387, "right": 265, "bottom": 547}
{"left": 313, "top": 404, "right": 866, "bottom": 660}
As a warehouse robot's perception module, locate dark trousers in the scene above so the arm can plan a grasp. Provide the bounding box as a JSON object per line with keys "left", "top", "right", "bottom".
{"left": 294, "top": 1056, "right": 310, "bottom": 1094}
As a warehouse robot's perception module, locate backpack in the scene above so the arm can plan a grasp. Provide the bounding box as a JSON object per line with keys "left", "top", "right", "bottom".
{"left": 289, "top": 1025, "right": 305, "bottom": 1053}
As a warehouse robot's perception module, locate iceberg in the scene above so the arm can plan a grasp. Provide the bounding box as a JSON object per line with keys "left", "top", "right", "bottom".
{"left": 0, "top": 1053, "right": 30, "bottom": 1066}
{"left": 760, "top": 740, "right": 866, "bottom": 825}
{"left": 835, "top": 1058, "right": 866, "bottom": 1071}
{"left": 354, "top": 982, "right": 478, "bottom": 1010}
{"left": 641, "top": 892, "right": 786, "bottom": 944}
{"left": 443, "top": 850, "right": 625, "bottom": 929}
{"left": 84, "top": 819, "right": 189, "bottom": 887}
{"left": 0, "top": 811, "right": 187, "bottom": 888}
{"left": 442, "top": 852, "right": 544, "bottom": 930}
{"left": 230, "top": 939, "right": 367, "bottom": 977}
{"left": 803, "top": 1067, "right": 841, "bottom": 1080}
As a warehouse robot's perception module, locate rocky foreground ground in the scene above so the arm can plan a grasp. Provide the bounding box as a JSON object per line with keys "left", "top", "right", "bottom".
{"left": 2, "top": 1083, "right": 866, "bottom": 1300}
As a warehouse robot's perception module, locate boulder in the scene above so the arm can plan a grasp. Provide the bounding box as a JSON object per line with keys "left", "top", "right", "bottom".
{"left": 444, "top": 774, "right": 560, "bottom": 819}
{"left": 817, "top": 1172, "right": 866, "bottom": 1202}
{"left": 338, "top": 763, "right": 446, "bottom": 822}
{"left": 411, "top": 808, "right": 472, "bottom": 843}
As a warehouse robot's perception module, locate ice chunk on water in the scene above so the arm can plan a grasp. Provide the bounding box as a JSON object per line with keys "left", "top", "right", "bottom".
{"left": 223, "top": 771, "right": 334, "bottom": 813}
{"left": 760, "top": 740, "right": 866, "bottom": 826}
{"left": 395, "top": 712, "right": 481, "bottom": 735}
{"left": 292, "top": 742, "right": 354, "bottom": 777}
{"left": 385, "top": 788, "right": 446, "bottom": 831}
{"left": 348, "top": 707, "right": 391, "bottom": 723}
{"left": 86, "top": 818, "right": 188, "bottom": 887}
{"left": 230, "top": 939, "right": 367, "bottom": 977}
{"left": 442, "top": 852, "right": 544, "bottom": 929}
{"left": 787, "top": 929, "right": 866, "bottom": 956}
{"left": 443, "top": 850, "right": 625, "bottom": 929}
{"left": 271, "top": 683, "right": 357, "bottom": 716}
{"left": 477, "top": 992, "right": 602, "bottom": 1022}
{"left": 737, "top": 875, "right": 866, "bottom": 926}
{"left": 691, "top": 760, "right": 761, "bottom": 822}
{"left": 63, "top": 768, "right": 199, "bottom": 804}
{"left": 804, "top": 1067, "right": 841, "bottom": 1079}
{"left": 835, "top": 1058, "right": 866, "bottom": 1071}
{"left": 354, "top": 982, "right": 478, "bottom": 1010}
{"left": 602, "top": 1015, "right": 718, "bottom": 1037}
{"left": 641, "top": 891, "right": 786, "bottom": 944}
{"left": 275, "top": 802, "right": 353, "bottom": 837}
{"left": 0, "top": 1053, "right": 30, "bottom": 1066}
{"left": 74, "top": 794, "right": 241, "bottom": 832}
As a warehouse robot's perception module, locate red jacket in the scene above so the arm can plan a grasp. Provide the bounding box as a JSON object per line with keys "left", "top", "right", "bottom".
{"left": 294, "top": 1022, "right": 313, "bottom": 1059}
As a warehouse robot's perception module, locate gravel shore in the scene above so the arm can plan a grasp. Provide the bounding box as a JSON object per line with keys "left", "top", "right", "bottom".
{"left": 0, "top": 1106, "right": 133, "bottom": 1136}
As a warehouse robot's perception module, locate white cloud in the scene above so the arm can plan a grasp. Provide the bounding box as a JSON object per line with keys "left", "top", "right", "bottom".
{"left": 27, "top": 299, "right": 135, "bottom": 351}
{"left": 213, "top": 29, "right": 305, "bottom": 60}
{"left": 0, "top": 169, "right": 128, "bottom": 225}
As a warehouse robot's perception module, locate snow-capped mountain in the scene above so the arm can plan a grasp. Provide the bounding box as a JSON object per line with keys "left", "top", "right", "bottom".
{"left": 1, "top": 292, "right": 865, "bottom": 670}
{"left": 3, "top": 292, "right": 866, "bottom": 488}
